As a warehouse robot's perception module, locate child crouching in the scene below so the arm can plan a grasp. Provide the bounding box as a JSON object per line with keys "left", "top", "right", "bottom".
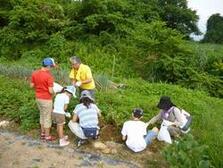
{"left": 121, "top": 108, "right": 158, "bottom": 152}
{"left": 52, "top": 86, "right": 75, "bottom": 147}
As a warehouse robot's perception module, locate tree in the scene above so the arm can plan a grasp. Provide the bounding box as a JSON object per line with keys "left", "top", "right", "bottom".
{"left": 202, "top": 13, "right": 223, "bottom": 44}
{"left": 0, "top": 0, "right": 13, "bottom": 27}
{"left": 157, "top": 0, "right": 200, "bottom": 38}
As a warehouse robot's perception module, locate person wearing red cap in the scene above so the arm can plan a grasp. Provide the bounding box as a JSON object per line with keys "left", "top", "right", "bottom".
{"left": 30, "top": 57, "right": 56, "bottom": 141}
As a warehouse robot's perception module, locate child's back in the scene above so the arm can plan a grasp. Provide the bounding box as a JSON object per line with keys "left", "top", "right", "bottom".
{"left": 122, "top": 120, "right": 147, "bottom": 152}
{"left": 53, "top": 93, "right": 69, "bottom": 114}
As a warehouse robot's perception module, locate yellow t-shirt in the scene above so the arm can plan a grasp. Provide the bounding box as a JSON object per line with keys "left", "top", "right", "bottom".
{"left": 69, "top": 63, "right": 95, "bottom": 90}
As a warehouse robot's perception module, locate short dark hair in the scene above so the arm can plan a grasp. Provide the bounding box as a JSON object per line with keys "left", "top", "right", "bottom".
{"left": 132, "top": 108, "right": 144, "bottom": 118}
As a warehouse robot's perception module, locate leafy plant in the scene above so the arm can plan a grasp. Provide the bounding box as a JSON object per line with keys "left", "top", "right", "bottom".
{"left": 163, "top": 134, "right": 213, "bottom": 168}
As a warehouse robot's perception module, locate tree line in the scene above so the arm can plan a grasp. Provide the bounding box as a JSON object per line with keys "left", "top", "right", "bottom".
{"left": 0, "top": 0, "right": 222, "bottom": 97}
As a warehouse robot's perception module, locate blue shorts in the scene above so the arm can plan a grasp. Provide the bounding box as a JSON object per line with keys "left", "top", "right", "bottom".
{"left": 144, "top": 130, "right": 158, "bottom": 145}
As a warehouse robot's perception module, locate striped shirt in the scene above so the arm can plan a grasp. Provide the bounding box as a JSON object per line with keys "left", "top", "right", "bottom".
{"left": 74, "top": 103, "right": 100, "bottom": 128}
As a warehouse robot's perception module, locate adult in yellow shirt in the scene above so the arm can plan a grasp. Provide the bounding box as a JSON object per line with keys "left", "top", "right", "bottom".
{"left": 69, "top": 56, "right": 95, "bottom": 96}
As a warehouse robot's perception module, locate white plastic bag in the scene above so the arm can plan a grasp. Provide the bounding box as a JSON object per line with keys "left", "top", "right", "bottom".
{"left": 53, "top": 82, "right": 63, "bottom": 93}
{"left": 157, "top": 120, "right": 173, "bottom": 144}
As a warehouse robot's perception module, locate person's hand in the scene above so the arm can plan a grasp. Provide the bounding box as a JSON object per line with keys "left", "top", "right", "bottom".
{"left": 75, "top": 81, "right": 82, "bottom": 87}
{"left": 65, "top": 112, "right": 71, "bottom": 118}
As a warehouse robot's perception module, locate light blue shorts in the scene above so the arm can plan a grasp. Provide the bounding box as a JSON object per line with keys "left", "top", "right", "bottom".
{"left": 144, "top": 130, "right": 158, "bottom": 145}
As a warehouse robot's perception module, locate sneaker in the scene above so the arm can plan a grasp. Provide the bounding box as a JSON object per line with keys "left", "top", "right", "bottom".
{"left": 64, "top": 135, "right": 68, "bottom": 140}
{"left": 77, "top": 139, "right": 87, "bottom": 147}
{"left": 59, "top": 138, "right": 70, "bottom": 147}
{"left": 45, "top": 135, "right": 57, "bottom": 141}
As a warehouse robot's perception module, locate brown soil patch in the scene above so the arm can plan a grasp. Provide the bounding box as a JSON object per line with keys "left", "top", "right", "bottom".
{"left": 0, "top": 119, "right": 169, "bottom": 168}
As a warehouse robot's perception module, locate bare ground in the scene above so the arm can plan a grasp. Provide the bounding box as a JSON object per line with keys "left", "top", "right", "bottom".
{"left": 0, "top": 120, "right": 168, "bottom": 168}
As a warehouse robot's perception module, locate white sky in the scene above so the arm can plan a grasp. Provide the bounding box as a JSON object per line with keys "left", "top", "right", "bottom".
{"left": 187, "top": 0, "right": 223, "bottom": 34}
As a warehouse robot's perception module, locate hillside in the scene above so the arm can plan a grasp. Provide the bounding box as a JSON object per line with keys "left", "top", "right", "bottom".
{"left": 0, "top": 73, "right": 222, "bottom": 167}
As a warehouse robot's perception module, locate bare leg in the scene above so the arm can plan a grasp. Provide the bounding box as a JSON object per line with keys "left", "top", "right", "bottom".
{"left": 45, "top": 127, "right": 50, "bottom": 137}
{"left": 57, "top": 124, "right": 64, "bottom": 139}
{"left": 41, "top": 124, "right": 45, "bottom": 134}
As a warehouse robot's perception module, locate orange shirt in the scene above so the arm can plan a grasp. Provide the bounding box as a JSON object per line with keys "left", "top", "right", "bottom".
{"left": 31, "top": 69, "right": 54, "bottom": 100}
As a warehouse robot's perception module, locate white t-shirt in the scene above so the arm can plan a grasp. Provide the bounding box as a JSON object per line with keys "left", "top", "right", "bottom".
{"left": 53, "top": 93, "right": 70, "bottom": 114}
{"left": 121, "top": 120, "right": 147, "bottom": 152}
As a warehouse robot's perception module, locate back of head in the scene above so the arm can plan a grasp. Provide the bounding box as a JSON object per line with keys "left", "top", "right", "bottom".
{"left": 70, "top": 56, "right": 81, "bottom": 65}
{"left": 42, "top": 57, "right": 56, "bottom": 68}
{"left": 80, "top": 90, "right": 94, "bottom": 108}
{"left": 64, "top": 86, "right": 76, "bottom": 97}
{"left": 132, "top": 108, "right": 144, "bottom": 118}
{"left": 80, "top": 90, "right": 94, "bottom": 102}
{"left": 157, "top": 96, "right": 174, "bottom": 110}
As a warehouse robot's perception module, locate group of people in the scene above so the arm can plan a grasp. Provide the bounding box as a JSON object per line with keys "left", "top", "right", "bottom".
{"left": 30, "top": 56, "right": 192, "bottom": 151}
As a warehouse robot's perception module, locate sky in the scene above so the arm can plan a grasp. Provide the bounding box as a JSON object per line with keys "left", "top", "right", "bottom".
{"left": 187, "top": 0, "right": 223, "bottom": 40}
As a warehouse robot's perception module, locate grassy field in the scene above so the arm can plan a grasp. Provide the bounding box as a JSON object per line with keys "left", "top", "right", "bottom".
{"left": 0, "top": 73, "right": 222, "bottom": 167}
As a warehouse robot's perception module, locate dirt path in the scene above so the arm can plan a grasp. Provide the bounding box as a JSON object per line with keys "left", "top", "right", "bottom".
{"left": 0, "top": 119, "right": 168, "bottom": 168}
{"left": 0, "top": 130, "right": 140, "bottom": 168}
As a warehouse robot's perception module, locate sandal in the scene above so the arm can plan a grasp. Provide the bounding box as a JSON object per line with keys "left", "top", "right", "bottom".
{"left": 45, "top": 135, "right": 56, "bottom": 141}
{"left": 40, "top": 133, "right": 45, "bottom": 140}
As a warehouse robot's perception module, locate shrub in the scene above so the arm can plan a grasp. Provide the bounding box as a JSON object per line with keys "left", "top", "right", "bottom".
{"left": 0, "top": 76, "right": 38, "bottom": 130}
{"left": 163, "top": 134, "right": 212, "bottom": 168}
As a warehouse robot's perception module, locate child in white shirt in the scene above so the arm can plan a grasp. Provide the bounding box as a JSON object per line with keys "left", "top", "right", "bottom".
{"left": 121, "top": 108, "right": 158, "bottom": 152}
{"left": 52, "top": 86, "right": 75, "bottom": 147}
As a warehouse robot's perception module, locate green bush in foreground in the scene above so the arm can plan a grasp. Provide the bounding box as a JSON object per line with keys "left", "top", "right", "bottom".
{"left": 163, "top": 134, "right": 212, "bottom": 168}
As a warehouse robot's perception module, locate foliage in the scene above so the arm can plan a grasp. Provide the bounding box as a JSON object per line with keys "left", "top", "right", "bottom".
{"left": 0, "top": 74, "right": 223, "bottom": 165}
{"left": 130, "top": 21, "right": 190, "bottom": 82}
{"left": 157, "top": 0, "right": 200, "bottom": 38}
{"left": 1, "top": 0, "right": 222, "bottom": 98}
{"left": 0, "top": 77, "right": 223, "bottom": 167}
{"left": 0, "top": 0, "right": 68, "bottom": 59}
{"left": 0, "top": 76, "right": 39, "bottom": 130}
{"left": 163, "top": 134, "right": 212, "bottom": 168}
{"left": 202, "top": 13, "right": 223, "bottom": 44}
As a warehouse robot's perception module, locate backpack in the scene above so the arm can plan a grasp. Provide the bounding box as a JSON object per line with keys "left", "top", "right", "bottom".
{"left": 179, "top": 109, "right": 192, "bottom": 131}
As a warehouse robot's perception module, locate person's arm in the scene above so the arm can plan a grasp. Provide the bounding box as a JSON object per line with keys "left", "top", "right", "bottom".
{"left": 122, "top": 135, "right": 127, "bottom": 141}
{"left": 94, "top": 104, "right": 101, "bottom": 117}
{"left": 81, "top": 78, "right": 92, "bottom": 84}
{"left": 30, "top": 82, "right": 34, "bottom": 88}
{"left": 75, "top": 66, "right": 93, "bottom": 86}
{"left": 97, "top": 110, "right": 101, "bottom": 117}
{"left": 146, "top": 112, "right": 161, "bottom": 127}
{"left": 64, "top": 104, "right": 68, "bottom": 112}
{"left": 48, "top": 87, "right": 54, "bottom": 95}
{"left": 30, "top": 75, "right": 35, "bottom": 88}
{"left": 72, "top": 113, "right": 79, "bottom": 122}
{"left": 121, "top": 123, "right": 127, "bottom": 141}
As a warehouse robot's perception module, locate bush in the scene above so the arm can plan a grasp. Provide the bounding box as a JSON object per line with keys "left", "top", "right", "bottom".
{"left": 163, "top": 134, "right": 212, "bottom": 168}
{"left": 0, "top": 76, "right": 38, "bottom": 130}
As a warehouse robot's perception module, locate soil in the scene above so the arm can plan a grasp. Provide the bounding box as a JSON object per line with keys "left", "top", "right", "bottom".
{"left": 0, "top": 120, "right": 168, "bottom": 168}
